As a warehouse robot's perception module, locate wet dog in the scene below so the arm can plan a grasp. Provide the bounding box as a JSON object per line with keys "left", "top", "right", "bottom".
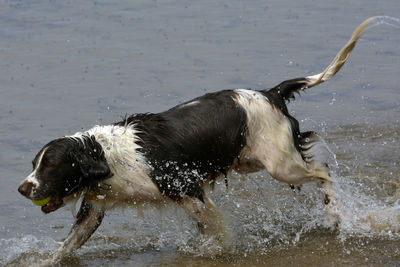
{"left": 18, "top": 17, "right": 378, "bottom": 263}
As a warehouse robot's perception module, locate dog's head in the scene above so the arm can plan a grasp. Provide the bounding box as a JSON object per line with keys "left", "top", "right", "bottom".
{"left": 18, "top": 135, "right": 113, "bottom": 213}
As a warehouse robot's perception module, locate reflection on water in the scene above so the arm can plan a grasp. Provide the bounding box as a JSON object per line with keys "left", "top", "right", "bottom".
{"left": 1, "top": 0, "right": 399, "bottom": 266}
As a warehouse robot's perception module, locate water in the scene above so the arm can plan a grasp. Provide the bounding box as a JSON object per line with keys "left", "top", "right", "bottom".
{"left": 1, "top": 0, "right": 399, "bottom": 266}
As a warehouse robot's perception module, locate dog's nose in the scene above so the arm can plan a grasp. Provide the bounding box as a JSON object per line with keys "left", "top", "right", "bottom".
{"left": 18, "top": 182, "right": 33, "bottom": 197}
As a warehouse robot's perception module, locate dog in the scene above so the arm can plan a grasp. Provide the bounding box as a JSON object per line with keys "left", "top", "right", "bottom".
{"left": 18, "top": 17, "right": 377, "bottom": 263}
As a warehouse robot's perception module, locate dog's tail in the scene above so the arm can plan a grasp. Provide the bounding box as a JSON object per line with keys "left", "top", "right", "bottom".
{"left": 268, "top": 16, "right": 399, "bottom": 101}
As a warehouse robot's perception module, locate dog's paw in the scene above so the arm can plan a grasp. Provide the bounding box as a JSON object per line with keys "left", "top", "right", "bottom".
{"left": 324, "top": 202, "right": 341, "bottom": 228}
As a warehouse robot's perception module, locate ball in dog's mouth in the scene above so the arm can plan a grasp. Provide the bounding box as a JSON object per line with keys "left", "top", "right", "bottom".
{"left": 32, "top": 196, "right": 63, "bottom": 213}
{"left": 32, "top": 196, "right": 51, "bottom": 206}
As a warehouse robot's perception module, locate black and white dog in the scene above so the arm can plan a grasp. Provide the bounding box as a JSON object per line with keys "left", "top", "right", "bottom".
{"left": 18, "top": 17, "right": 376, "bottom": 263}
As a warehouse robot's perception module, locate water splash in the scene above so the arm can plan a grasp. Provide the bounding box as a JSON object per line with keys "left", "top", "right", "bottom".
{"left": 4, "top": 170, "right": 400, "bottom": 264}
{"left": 333, "top": 175, "right": 400, "bottom": 240}
{"left": 0, "top": 235, "right": 58, "bottom": 266}
{"left": 3, "top": 130, "right": 400, "bottom": 264}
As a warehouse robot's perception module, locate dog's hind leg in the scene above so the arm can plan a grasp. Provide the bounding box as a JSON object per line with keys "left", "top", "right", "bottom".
{"left": 301, "top": 132, "right": 341, "bottom": 224}
{"left": 179, "top": 195, "right": 229, "bottom": 243}
{"left": 46, "top": 199, "right": 106, "bottom": 265}
{"left": 299, "top": 132, "right": 337, "bottom": 206}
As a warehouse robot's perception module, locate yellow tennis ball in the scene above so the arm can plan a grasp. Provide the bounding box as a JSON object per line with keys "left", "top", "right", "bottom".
{"left": 32, "top": 196, "right": 51, "bottom": 207}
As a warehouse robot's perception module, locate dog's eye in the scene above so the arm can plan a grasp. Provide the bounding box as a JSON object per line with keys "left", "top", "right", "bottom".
{"left": 40, "top": 161, "right": 51, "bottom": 169}
{"left": 37, "top": 158, "right": 54, "bottom": 170}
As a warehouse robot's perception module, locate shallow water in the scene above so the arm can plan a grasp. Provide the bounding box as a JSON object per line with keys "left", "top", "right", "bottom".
{"left": 1, "top": 0, "right": 400, "bottom": 266}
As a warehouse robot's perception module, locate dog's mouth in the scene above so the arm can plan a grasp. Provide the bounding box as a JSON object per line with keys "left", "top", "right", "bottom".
{"left": 40, "top": 195, "right": 63, "bottom": 214}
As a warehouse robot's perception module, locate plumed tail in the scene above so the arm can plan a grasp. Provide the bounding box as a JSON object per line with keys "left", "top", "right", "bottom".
{"left": 269, "top": 16, "right": 399, "bottom": 101}
{"left": 306, "top": 16, "right": 377, "bottom": 87}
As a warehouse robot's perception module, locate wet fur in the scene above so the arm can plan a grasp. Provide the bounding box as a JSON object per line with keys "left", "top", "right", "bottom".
{"left": 17, "top": 17, "right": 380, "bottom": 264}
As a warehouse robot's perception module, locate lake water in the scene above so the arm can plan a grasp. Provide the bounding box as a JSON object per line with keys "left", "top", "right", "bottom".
{"left": 1, "top": 0, "right": 399, "bottom": 266}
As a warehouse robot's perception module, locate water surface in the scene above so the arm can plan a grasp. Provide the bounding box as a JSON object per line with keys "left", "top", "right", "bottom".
{"left": 1, "top": 0, "right": 399, "bottom": 266}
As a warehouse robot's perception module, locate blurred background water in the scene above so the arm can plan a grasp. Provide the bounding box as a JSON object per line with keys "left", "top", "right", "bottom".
{"left": 0, "top": 0, "right": 399, "bottom": 266}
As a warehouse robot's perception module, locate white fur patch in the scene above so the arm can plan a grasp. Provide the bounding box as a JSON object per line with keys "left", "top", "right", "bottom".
{"left": 20, "top": 147, "right": 48, "bottom": 197}
{"left": 233, "top": 89, "right": 328, "bottom": 184}
{"left": 72, "top": 125, "right": 164, "bottom": 205}
{"left": 24, "top": 171, "right": 39, "bottom": 187}
{"left": 178, "top": 100, "right": 200, "bottom": 109}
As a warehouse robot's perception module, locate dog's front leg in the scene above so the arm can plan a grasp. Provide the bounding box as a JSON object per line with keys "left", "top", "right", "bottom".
{"left": 49, "top": 199, "right": 105, "bottom": 264}
{"left": 180, "top": 196, "right": 229, "bottom": 243}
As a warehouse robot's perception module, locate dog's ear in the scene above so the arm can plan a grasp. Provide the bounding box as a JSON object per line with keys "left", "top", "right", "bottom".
{"left": 70, "top": 136, "right": 113, "bottom": 182}
{"left": 75, "top": 152, "right": 113, "bottom": 181}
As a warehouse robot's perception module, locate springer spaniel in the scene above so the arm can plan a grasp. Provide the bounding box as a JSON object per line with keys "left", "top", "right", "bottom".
{"left": 18, "top": 17, "right": 377, "bottom": 263}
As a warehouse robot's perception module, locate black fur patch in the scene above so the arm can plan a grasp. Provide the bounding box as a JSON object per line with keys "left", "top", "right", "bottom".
{"left": 32, "top": 136, "right": 112, "bottom": 202}
{"left": 116, "top": 90, "right": 247, "bottom": 201}
{"left": 268, "top": 77, "right": 309, "bottom": 102}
